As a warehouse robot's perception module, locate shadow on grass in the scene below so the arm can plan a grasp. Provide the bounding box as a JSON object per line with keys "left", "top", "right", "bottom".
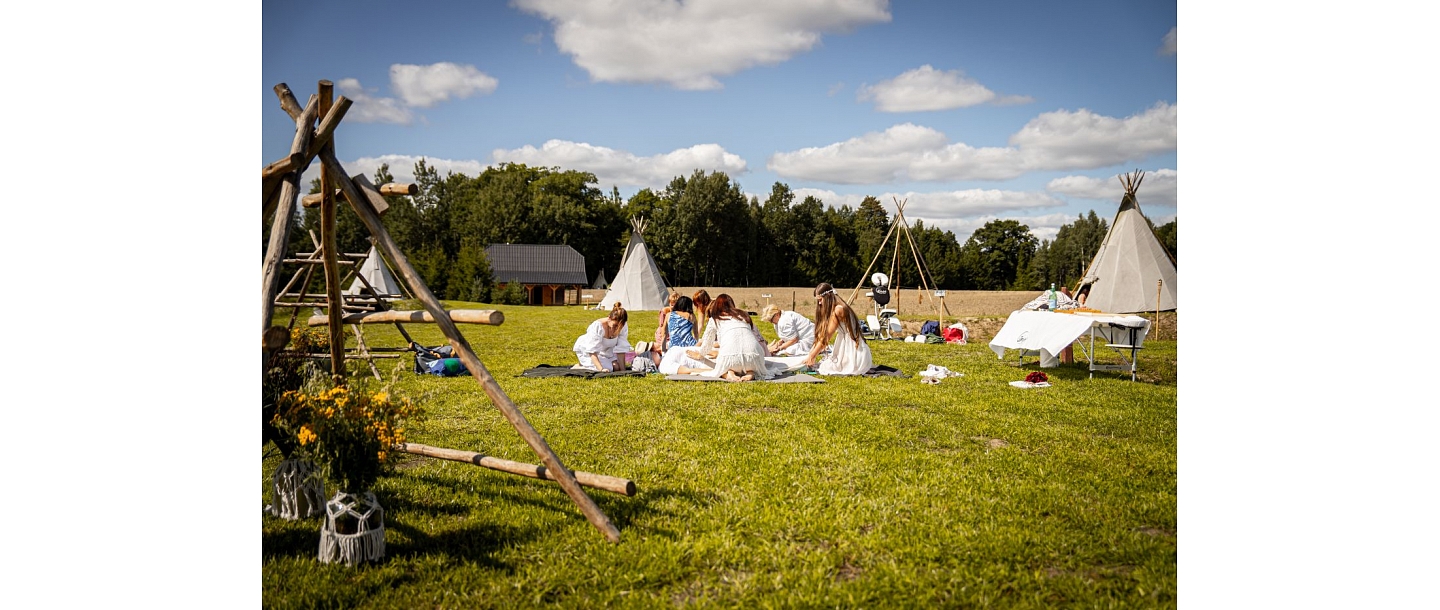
{"left": 384, "top": 519, "right": 533, "bottom": 569}
{"left": 592, "top": 485, "right": 720, "bottom": 539}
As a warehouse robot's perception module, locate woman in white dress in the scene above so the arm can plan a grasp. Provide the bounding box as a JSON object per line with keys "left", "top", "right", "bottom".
{"left": 760, "top": 304, "right": 815, "bottom": 356}
{"left": 804, "top": 282, "right": 873, "bottom": 375}
{"left": 572, "top": 303, "right": 629, "bottom": 371}
{"left": 691, "top": 294, "right": 772, "bottom": 382}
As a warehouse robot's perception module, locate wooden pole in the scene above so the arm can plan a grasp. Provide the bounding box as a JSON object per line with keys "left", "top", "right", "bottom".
{"left": 316, "top": 81, "right": 346, "bottom": 380}
{"left": 847, "top": 218, "right": 900, "bottom": 305}
{"left": 351, "top": 324, "right": 382, "bottom": 380}
{"left": 399, "top": 443, "right": 636, "bottom": 497}
{"left": 261, "top": 93, "right": 319, "bottom": 333}
{"left": 1156, "top": 279, "right": 1163, "bottom": 339}
{"left": 276, "top": 84, "right": 621, "bottom": 542}
{"left": 262, "top": 152, "right": 306, "bottom": 217}
{"left": 303, "top": 183, "right": 416, "bottom": 207}
{"left": 307, "top": 309, "right": 504, "bottom": 326}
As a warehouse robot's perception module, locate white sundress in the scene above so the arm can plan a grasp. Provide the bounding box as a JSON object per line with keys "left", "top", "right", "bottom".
{"left": 698, "top": 317, "right": 774, "bottom": 380}
{"left": 657, "top": 345, "right": 711, "bottom": 375}
{"left": 573, "top": 318, "right": 623, "bottom": 371}
{"left": 818, "top": 320, "right": 873, "bottom": 376}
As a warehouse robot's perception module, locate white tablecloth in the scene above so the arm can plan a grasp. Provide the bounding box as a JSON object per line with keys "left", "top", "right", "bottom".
{"left": 989, "top": 311, "right": 1151, "bottom": 367}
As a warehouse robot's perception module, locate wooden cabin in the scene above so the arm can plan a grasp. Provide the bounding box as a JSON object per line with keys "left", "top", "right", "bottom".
{"left": 485, "top": 244, "right": 588, "bottom": 306}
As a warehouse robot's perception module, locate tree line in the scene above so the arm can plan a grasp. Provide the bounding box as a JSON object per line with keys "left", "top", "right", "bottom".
{"left": 262, "top": 161, "right": 1177, "bottom": 301}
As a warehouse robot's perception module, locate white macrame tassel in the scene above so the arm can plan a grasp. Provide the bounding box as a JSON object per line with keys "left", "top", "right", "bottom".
{"left": 271, "top": 459, "right": 325, "bottom": 520}
{"left": 318, "top": 491, "right": 385, "bottom": 565}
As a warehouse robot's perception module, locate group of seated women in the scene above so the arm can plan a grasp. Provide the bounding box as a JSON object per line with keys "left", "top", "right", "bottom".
{"left": 572, "top": 283, "right": 874, "bottom": 381}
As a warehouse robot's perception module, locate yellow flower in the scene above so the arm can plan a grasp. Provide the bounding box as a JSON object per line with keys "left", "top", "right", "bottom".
{"left": 297, "top": 425, "right": 317, "bottom": 446}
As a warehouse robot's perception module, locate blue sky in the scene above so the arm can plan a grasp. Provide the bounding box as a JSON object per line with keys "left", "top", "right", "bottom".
{"left": 263, "top": 0, "right": 1176, "bottom": 242}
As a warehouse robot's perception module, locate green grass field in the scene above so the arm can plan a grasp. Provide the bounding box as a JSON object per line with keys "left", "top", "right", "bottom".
{"left": 263, "top": 303, "right": 1176, "bottom": 608}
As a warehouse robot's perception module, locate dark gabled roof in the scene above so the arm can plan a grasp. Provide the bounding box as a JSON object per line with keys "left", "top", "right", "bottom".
{"left": 485, "top": 244, "right": 588, "bottom": 285}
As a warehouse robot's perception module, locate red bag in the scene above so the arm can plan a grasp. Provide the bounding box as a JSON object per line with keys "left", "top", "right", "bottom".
{"left": 942, "top": 327, "right": 966, "bottom": 344}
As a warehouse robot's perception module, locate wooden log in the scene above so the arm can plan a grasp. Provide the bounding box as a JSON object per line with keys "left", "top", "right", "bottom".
{"left": 400, "top": 443, "right": 637, "bottom": 497}
{"left": 261, "top": 152, "right": 306, "bottom": 217}
{"left": 261, "top": 92, "right": 319, "bottom": 332}
{"left": 283, "top": 258, "right": 356, "bottom": 265}
{"left": 304, "top": 183, "right": 413, "bottom": 207}
{"left": 306, "top": 96, "right": 353, "bottom": 159}
{"left": 285, "top": 302, "right": 377, "bottom": 310}
{"left": 317, "top": 83, "right": 346, "bottom": 379}
{"left": 348, "top": 173, "right": 391, "bottom": 216}
{"left": 306, "top": 309, "right": 503, "bottom": 326}
{"left": 277, "top": 85, "right": 623, "bottom": 542}
{"left": 292, "top": 353, "right": 401, "bottom": 360}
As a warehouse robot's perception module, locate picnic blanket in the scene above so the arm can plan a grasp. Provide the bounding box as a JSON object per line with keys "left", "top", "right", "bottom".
{"left": 664, "top": 372, "right": 825, "bottom": 383}
{"left": 519, "top": 365, "right": 646, "bottom": 379}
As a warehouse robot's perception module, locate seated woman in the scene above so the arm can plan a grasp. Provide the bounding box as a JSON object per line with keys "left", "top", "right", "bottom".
{"left": 760, "top": 304, "right": 815, "bottom": 356}
{"left": 804, "top": 282, "right": 873, "bottom": 375}
{"left": 657, "top": 344, "right": 713, "bottom": 376}
{"left": 652, "top": 292, "right": 682, "bottom": 353}
{"left": 692, "top": 293, "right": 772, "bottom": 382}
{"left": 665, "top": 296, "right": 699, "bottom": 349}
{"left": 572, "top": 302, "right": 628, "bottom": 371}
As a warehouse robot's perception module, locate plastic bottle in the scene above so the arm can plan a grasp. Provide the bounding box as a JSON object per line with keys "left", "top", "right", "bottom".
{"left": 1048, "top": 283, "right": 1057, "bottom": 311}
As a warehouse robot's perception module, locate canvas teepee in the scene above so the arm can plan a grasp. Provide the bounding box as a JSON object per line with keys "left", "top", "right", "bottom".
{"left": 591, "top": 269, "right": 609, "bottom": 290}
{"left": 1078, "top": 170, "right": 1177, "bottom": 313}
{"left": 599, "top": 218, "right": 669, "bottom": 310}
{"left": 345, "top": 245, "right": 403, "bottom": 299}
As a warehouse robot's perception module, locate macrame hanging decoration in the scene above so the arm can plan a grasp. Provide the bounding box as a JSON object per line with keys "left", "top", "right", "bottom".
{"left": 318, "top": 491, "right": 385, "bottom": 565}
{"left": 270, "top": 459, "right": 325, "bottom": 520}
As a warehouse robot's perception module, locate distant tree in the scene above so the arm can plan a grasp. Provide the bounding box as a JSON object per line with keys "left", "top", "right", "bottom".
{"left": 446, "top": 238, "right": 493, "bottom": 303}
{"left": 960, "top": 219, "right": 1039, "bottom": 290}
{"left": 493, "top": 279, "right": 527, "bottom": 305}
{"left": 1153, "top": 219, "right": 1177, "bottom": 262}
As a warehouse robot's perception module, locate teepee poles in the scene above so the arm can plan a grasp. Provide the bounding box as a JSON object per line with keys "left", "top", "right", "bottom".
{"left": 846, "top": 198, "right": 944, "bottom": 325}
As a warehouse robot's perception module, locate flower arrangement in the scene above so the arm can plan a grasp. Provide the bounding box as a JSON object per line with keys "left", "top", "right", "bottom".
{"left": 272, "top": 379, "right": 421, "bottom": 493}
{"left": 1025, "top": 371, "right": 1049, "bottom": 384}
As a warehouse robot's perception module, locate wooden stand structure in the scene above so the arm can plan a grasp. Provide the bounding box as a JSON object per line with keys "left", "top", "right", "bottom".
{"left": 262, "top": 80, "right": 626, "bottom": 542}
{"left": 846, "top": 197, "right": 947, "bottom": 329}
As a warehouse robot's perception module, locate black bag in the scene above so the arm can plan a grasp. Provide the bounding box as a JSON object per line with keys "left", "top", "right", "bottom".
{"left": 519, "top": 365, "right": 645, "bottom": 379}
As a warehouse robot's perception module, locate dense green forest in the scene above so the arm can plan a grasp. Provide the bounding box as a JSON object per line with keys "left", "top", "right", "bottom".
{"left": 263, "top": 161, "right": 1177, "bottom": 301}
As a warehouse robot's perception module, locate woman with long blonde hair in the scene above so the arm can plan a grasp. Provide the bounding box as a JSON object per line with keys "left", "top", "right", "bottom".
{"left": 803, "top": 283, "right": 873, "bottom": 375}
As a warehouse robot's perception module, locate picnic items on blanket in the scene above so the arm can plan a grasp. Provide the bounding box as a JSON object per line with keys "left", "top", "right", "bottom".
{"left": 519, "top": 365, "right": 646, "bottom": 379}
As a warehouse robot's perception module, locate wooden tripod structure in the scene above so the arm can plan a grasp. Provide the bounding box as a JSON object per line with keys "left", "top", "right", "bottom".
{"left": 846, "top": 197, "right": 948, "bottom": 328}
{"left": 261, "top": 80, "right": 625, "bottom": 542}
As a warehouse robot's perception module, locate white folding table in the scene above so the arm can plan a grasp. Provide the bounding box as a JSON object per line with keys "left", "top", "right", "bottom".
{"left": 988, "top": 311, "right": 1152, "bottom": 380}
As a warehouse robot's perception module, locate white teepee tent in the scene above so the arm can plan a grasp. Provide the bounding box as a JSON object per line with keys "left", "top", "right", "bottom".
{"left": 599, "top": 218, "right": 669, "bottom": 310}
{"left": 1078, "top": 170, "right": 1177, "bottom": 313}
{"left": 591, "top": 268, "right": 609, "bottom": 290}
{"left": 345, "top": 245, "right": 403, "bottom": 299}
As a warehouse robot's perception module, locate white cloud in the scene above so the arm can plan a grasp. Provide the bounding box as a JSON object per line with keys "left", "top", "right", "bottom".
{"left": 511, "top": 0, "right": 891, "bottom": 90}
{"left": 1009, "top": 103, "right": 1177, "bottom": 169}
{"left": 769, "top": 102, "right": 1177, "bottom": 183}
{"left": 769, "top": 123, "right": 950, "bottom": 183}
{"left": 389, "top": 62, "right": 498, "bottom": 107}
{"left": 491, "top": 139, "right": 747, "bottom": 188}
{"left": 1159, "top": 26, "right": 1177, "bottom": 57}
{"left": 298, "top": 154, "right": 493, "bottom": 195}
{"left": 335, "top": 78, "right": 414, "bottom": 125}
{"left": 1046, "top": 168, "right": 1177, "bottom": 207}
{"left": 788, "top": 187, "right": 1066, "bottom": 241}
{"left": 857, "top": 65, "right": 1033, "bottom": 112}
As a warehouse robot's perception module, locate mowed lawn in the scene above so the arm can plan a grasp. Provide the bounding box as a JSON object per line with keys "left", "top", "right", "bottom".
{"left": 263, "top": 303, "right": 1177, "bottom": 608}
